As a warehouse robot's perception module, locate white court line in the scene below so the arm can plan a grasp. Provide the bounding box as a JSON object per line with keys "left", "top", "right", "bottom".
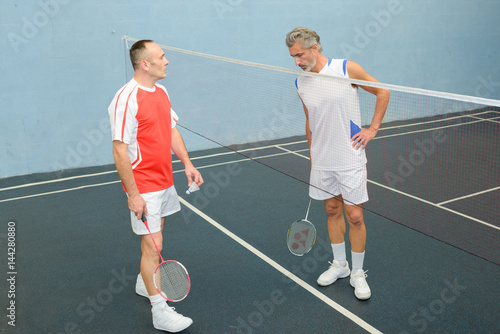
{"left": 368, "top": 180, "right": 500, "bottom": 231}
{"left": 3, "top": 109, "right": 494, "bottom": 191}
{"left": 2, "top": 146, "right": 497, "bottom": 231}
{"left": 2, "top": 113, "right": 496, "bottom": 230}
{"left": 178, "top": 197, "right": 383, "bottom": 334}
{"left": 175, "top": 112, "right": 497, "bottom": 165}
{"left": 187, "top": 149, "right": 310, "bottom": 171}
{"left": 378, "top": 110, "right": 494, "bottom": 131}
{"left": 269, "top": 145, "right": 499, "bottom": 231}
{"left": 0, "top": 170, "right": 116, "bottom": 192}
{"left": 375, "top": 118, "right": 486, "bottom": 140}
{"left": 0, "top": 164, "right": 251, "bottom": 203}
{"left": 0, "top": 164, "right": 382, "bottom": 332}
{"left": 437, "top": 186, "right": 500, "bottom": 206}
{"left": 0, "top": 149, "right": 309, "bottom": 203}
{"left": 0, "top": 180, "right": 121, "bottom": 203}
{"left": 469, "top": 115, "right": 500, "bottom": 124}
{"left": 274, "top": 145, "right": 309, "bottom": 159}
{"left": 173, "top": 139, "right": 307, "bottom": 164}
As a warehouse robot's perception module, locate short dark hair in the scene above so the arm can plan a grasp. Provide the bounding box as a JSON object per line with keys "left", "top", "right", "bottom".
{"left": 129, "top": 40, "right": 154, "bottom": 70}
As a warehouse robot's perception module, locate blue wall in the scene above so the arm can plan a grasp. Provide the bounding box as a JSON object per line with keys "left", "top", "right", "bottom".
{"left": 1, "top": 0, "right": 499, "bottom": 177}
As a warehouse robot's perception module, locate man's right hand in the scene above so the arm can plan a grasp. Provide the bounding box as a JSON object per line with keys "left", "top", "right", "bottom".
{"left": 128, "top": 193, "right": 148, "bottom": 220}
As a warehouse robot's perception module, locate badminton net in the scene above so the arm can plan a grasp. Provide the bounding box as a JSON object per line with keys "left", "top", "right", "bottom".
{"left": 120, "top": 35, "right": 500, "bottom": 265}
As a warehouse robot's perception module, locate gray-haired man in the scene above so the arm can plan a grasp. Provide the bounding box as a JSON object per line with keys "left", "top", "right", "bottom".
{"left": 286, "top": 27, "right": 390, "bottom": 300}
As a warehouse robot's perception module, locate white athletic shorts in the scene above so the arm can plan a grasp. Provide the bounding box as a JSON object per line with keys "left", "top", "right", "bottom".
{"left": 130, "top": 185, "right": 181, "bottom": 235}
{"left": 309, "top": 166, "right": 368, "bottom": 205}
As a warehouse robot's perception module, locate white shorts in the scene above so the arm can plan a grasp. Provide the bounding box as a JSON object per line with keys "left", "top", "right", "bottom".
{"left": 309, "top": 166, "right": 368, "bottom": 205}
{"left": 130, "top": 185, "right": 181, "bottom": 235}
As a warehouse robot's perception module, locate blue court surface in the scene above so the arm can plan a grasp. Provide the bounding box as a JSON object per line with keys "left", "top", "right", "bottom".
{"left": 0, "top": 110, "right": 498, "bottom": 333}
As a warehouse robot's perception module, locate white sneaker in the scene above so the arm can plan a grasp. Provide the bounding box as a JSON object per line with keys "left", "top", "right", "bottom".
{"left": 136, "top": 273, "right": 149, "bottom": 298}
{"left": 350, "top": 269, "right": 371, "bottom": 300}
{"left": 317, "top": 260, "right": 351, "bottom": 286}
{"left": 152, "top": 302, "right": 193, "bottom": 332}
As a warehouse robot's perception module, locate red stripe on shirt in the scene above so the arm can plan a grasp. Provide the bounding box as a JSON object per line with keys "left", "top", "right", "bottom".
{"left": 119, "top": 84, "right": 138, "bottom": 142}
{"left": 113, "top": 84, "right": 128, "bottom": 126}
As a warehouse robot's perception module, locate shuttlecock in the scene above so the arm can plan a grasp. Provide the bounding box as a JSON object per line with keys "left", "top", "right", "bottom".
{"left": 186, "top": 183, "right": 200, "bottom": 195}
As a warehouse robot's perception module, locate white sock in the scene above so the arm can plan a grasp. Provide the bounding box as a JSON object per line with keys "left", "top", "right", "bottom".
{"left": 351, "top": 251, "right": 365, "bottom": 272}
{"left": 331, "top": 242, "right": 347, "bottom": 267}
{"left": 150, "top": 294, "right": 165, "bottom": 308}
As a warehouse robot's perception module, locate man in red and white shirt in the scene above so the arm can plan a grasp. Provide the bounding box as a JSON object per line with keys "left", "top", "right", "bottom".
{"left": 108, "top": 40, "right": 203, "bottom": 332}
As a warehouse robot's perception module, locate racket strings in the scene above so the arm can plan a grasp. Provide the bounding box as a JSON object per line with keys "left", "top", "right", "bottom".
{"left": 156, "top": 262, "right": 190, "bottom": 301}
{"left": 288, "top": 219, "right": 316, "bottom": 255}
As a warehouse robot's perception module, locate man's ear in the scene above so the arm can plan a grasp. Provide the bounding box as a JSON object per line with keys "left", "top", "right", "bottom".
{"left": 140, "top": 59, "right": 150, "bottom": 71}
{"left": 310, "top": 44, "right": 319, "bottom": 55}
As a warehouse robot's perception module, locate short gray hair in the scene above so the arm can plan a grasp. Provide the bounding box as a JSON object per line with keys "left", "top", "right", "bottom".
{"left": 285, "top": 27, "right": 323, "bottom": 52}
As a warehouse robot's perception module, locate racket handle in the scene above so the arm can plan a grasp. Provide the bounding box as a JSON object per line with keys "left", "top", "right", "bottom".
{"left": 141, "top": 213, "right": 147, "bottom": 222}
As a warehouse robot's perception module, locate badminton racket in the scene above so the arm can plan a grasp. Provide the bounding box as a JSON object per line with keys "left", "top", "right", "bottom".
{"left": 287, "top": 198, "right": 316, "bottom": 256}
{"left": 141, "top": 214, "right": 190, "bottom": 302}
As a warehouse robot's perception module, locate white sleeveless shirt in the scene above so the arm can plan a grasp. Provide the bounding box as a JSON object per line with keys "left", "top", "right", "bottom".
{"left": 296, "top": 59, "right": 367, "bottom": 171}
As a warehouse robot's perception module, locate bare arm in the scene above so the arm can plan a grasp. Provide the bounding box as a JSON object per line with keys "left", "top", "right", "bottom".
{"left": 300, "top": 97, "right": 312, "bottom": 166}
{"left": 112, "top": 140, "right": 147, "bottom": 219}
{"left": 171, "top": 127, "right": 203, "bottom": 187}
{"left": 347, "top": 61, "right": 390, "bottom": 149}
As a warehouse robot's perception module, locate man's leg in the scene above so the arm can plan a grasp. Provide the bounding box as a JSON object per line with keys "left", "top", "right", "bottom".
{"left": 343, "top": 203, "right": 366, "bottom": 254}
{"left": 140, "top": 217, "right": 164, "bottom": 296}
{"left": 344, "top": 203, "right": 371, "bottom": 300}
{"left": 317, "top": 196, "right": 351, "bottom": 286}
{"left": 325, "top": 195, "right": 346, "bottom": 245}
{"left": 139, "top": 217, "right": 193, "bottom": 331}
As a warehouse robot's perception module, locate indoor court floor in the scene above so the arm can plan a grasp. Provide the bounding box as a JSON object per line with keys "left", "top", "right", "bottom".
{"left": 1, "top": 109, "right": 498, "bottom": 333}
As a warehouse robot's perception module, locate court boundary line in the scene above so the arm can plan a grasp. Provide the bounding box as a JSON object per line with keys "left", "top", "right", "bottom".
{"left": 437, "top": 186, "right": 500, "bottom": 206}
{"left": 378, "top": 110, "right": 495, "bottom": 130}
{"left": 265, "top": 146, "right": 499, "bottom": 231}
{"left": 0, "top": 170, "right": 117, "bottom": 192}
{"left": 269, "top": 147, "right": 499, "bottom": 231}
{"left": 3, "top": 109, "right": 493, "bottom": 190}
{"left": 367, "top": 180, "right": 499, "bottom": 230}
{"left": 469, "top": 115, "right": 500, "bottom": 124}
{"left": 0, "top": 180, "right": 121, "bottom": 203}
{"left": 1, "top": 111, "right": 497, "bottom": 230}
{"left": 1, "top": 146, "right": 497, "bottom": 231}
{"left": 174, "top": 111, "right": 499, "bottom": 162}
{"left": 178, "top": 197, "right": 383, "bottom": 334}
{"left": 0, "top": 168, "right": 382, "bottom": 332}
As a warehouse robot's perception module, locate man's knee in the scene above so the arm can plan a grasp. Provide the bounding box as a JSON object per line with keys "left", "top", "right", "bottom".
{"left": 324, "top": 197, "right": 343, "bottom": 217}
{"left": 142, "top": 235, "right": 163, "bottom": 257}
{"left": 345, "top": 207, "right": 364, "bottom": 227}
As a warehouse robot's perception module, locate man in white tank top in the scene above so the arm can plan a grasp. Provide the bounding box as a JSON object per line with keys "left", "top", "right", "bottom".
{"left": 286, "top": 27, "right": 390, "bottom": 300}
